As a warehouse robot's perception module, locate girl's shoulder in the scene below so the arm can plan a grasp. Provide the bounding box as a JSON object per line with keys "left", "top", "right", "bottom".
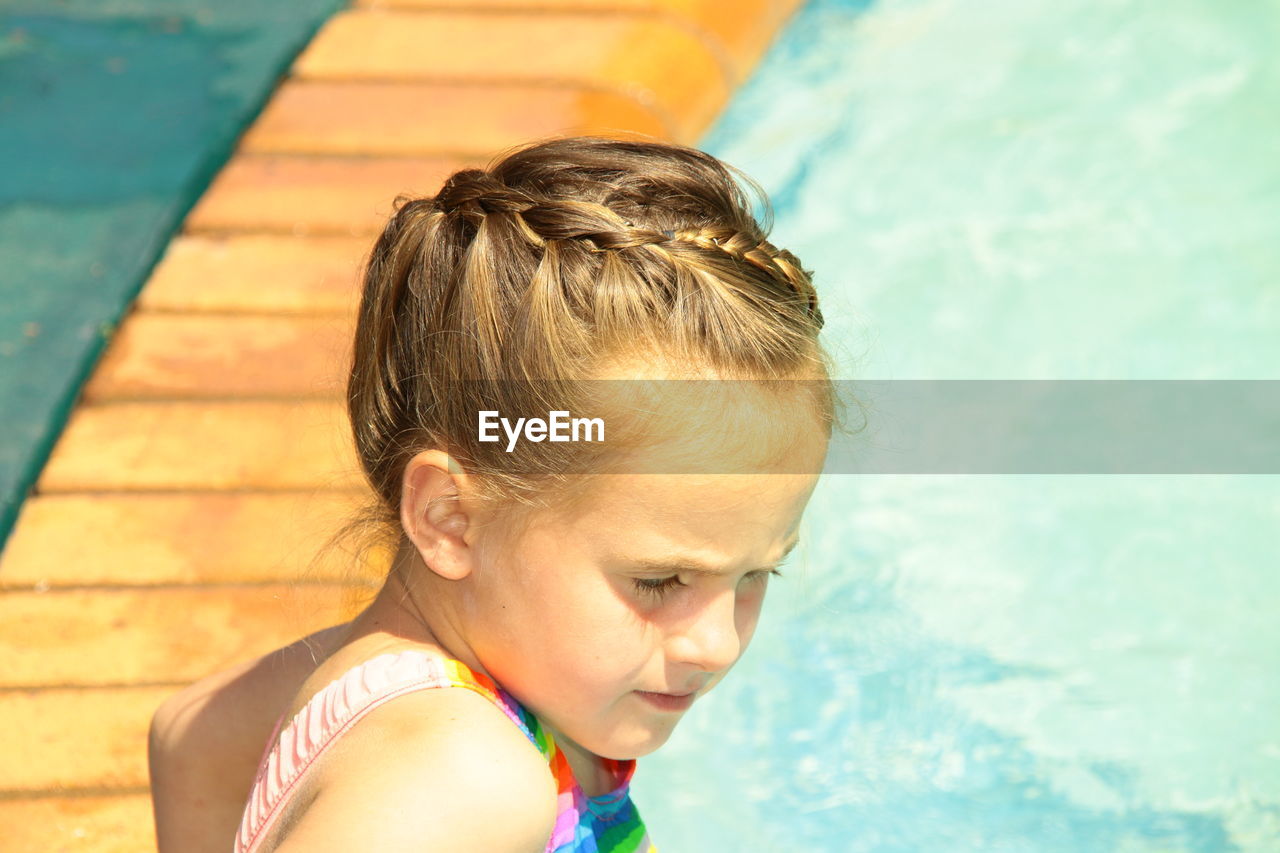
{"left": 271, "top": 639, "right": 554, "bottom": 788}
{"left": 150, "top": 621, "right": 354, "bottom": 853}
{"left": 255, "top": 646, "right": 558, "bottom": 852}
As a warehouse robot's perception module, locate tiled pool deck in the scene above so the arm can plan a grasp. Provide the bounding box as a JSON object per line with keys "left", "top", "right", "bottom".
{"left": 0, "top": 1, "right": 802, "bottom": 849}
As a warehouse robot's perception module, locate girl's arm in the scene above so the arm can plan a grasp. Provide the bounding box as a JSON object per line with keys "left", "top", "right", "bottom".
{"left": 148, "top": 622, "right": 352, "bottom": 853}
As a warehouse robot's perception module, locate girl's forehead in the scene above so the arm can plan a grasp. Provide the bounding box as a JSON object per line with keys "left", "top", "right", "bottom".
{"left": 550, "top": 470, "right": 821, "bottom": 540}
{"left": 596, "top": 382, "right": 829, "bottom": 471}
{"left": 541, "top": 472, "right": 817, "bottom": 570}
{"left": 539, "top": 384, "right": 828, "bottom": 525}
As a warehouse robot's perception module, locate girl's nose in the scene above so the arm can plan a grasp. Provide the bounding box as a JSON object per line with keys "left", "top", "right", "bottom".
{"left": 668, "top": 589, "right": 742, "bottom": 675}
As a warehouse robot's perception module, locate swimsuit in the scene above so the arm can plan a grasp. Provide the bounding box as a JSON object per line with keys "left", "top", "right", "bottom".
{"left": 234, "top": 649, "right": 657, "bottom": 853}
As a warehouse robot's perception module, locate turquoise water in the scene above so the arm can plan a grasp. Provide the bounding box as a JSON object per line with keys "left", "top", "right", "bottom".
{"left": 630, "top": 1, "right": 1280, "bottom": 850}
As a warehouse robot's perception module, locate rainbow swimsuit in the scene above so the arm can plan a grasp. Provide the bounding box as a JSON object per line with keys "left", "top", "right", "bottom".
{"left": 236, "top": 649, "right": 657, "bottom": 853}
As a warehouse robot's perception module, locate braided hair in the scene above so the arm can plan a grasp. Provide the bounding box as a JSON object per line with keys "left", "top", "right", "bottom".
{"left": 432, "top": 167, "right": 817, "bottom": 317}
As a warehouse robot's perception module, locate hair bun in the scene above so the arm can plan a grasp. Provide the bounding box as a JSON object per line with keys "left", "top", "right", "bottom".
{"left": 435, "top": 169, "right": 533, "bottom": 223}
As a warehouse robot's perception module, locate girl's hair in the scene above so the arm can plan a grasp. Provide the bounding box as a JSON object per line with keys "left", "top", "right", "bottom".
{"left": 319, "top": 136, "right": 837, "bottom": 593}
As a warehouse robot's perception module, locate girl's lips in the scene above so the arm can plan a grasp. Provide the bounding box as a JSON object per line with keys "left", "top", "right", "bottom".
{"left": 635, "top": 690, "right": 697, "bottom": 711}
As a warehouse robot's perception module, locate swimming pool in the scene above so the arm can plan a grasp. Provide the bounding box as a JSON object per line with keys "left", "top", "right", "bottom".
{"left": 630, "top": 1, "right": 1280, "bottom": 850}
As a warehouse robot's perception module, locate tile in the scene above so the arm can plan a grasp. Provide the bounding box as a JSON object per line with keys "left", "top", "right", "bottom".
{"left": 0, "top": 688, "right": 169, "bottom": 791}
{"left": 37, "top": 401, "right": 357, "bottom": 492}
{"left": 185, "top": 155, "right": 468, "bottom": 235}
{"left": 138, "top": 235, "right": 369, "bottom": 315}
{"left": 294, "top": 11, "right": 727, "bottom": 141}
{"left": 349, "top": 0, "right": 807, "bottom": 80}
{"left": 82, "top": 314, "right": 355, "bottom": 401}
{"left": 0, "top": 794, "right": 155, "bottom": 852}
{"left": 243, "top": 81, "right": 668, "bottom": 155}
{"left": 0, "top": 491, "right": 388, "bottom": 588}
{"left": 0, "top": 586, "right": 370, "bottom": 688}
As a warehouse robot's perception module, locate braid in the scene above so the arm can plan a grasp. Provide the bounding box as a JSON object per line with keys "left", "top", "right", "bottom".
{"left": 662, "top": 226, "right": 819, "bottom": 320}
{"left": 432, "top": 171, "right": 822, "bottom": 327}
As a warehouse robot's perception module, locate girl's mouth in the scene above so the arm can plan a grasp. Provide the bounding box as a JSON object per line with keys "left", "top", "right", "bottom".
{"left": 634, "top": 690, "right": 696, "bottom": 712}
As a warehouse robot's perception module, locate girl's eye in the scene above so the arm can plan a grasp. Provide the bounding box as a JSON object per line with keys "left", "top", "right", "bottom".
{"left": 743, "top": 568, "right": 783, "bottom": 590}
{"left": 633, "top": 576, "right": 684, "bottom": 599}
{"left": 632, "top": 569, "right": 783, "bottom": 600}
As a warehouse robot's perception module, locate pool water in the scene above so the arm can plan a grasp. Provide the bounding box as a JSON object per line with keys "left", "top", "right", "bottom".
{"left": 630, "top": 1, "right": 1280, "bottom": 850}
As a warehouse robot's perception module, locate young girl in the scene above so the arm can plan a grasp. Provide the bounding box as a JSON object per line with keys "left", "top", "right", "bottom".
{"left": 148, "top": 136, "right": 835, "bottom": 853}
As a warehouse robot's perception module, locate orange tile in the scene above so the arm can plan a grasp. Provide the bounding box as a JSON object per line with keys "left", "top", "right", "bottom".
{"left": 0, "top": 794, "right": 154, "bottom": 852}
{"left": 139, "top": 235, "right": 368, "bottom": 314}
{"left": 82, "top": 314, "right": 354, "bottom": 401}
{"left": 356, "top": 0, "right": 653, "bottom": 7}
{"left": 293, "top": 11, "right": 728, "bottom": 142}
{"left": 0, "top": 492, "right": 385, "bottom": 588}
{"left": 0, "top": 586, "right": 367, "bottom": 688}
{"left": 185, "top": 154, "right": 467, "bottom": 235}
{"left": 0, "top": 688, "right": 168, "bottom": 791}
{"left": 243, "top": 81, "right": 669, "bottom": 156}
{"left": 36, "top": 400, "right": 357, "bottom": 492}
{"left": 350, "top": 0, "right": 806, "bottom": 80}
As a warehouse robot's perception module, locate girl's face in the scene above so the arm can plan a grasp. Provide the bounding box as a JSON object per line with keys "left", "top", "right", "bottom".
{"left": 458, "top": 395, "right": 827, "bottom": 765}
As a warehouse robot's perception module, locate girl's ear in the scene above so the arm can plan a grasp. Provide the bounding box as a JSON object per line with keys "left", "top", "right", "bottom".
{"left": 400, "top": 450, "right": 476, "bottom": 581}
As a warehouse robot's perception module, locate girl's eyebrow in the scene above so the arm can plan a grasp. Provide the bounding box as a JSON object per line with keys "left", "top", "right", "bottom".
{"left": 629, "top": 537, "right": 800, "bottom": 576}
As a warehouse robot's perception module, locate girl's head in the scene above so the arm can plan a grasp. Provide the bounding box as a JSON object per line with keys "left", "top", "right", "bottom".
{"left": 338, "top": 135, "right": 836, "bottom": 759}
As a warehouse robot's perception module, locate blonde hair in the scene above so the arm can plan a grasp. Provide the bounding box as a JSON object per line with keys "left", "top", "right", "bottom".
{"left": 321, "top": 136, "right": 837, "bottom": 596}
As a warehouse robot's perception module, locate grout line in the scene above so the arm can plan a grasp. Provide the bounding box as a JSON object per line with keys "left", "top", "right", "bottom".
{"left": 343, "top": 6, "right": 657, "bottom": 19}
{"left": 126, "top": 307, "right": 356, "bottom": 318}
{"left": 210, "top": 150, "right": 475, "bottom": 162}
{"left": 0, "top": 682, "right": 193, "bottom": 694}
{"left": 0, "top": 580, "right": 370, "bottom": 593}
{"left": 57, "top": 394, "right": 349, "bottom": 406}
{"left": 74, "top": 392, "right": 347, "bottom": 405}
{"left": 0, "top": 786, "right": 151, "bottom": 801}
{"left": 22, "top": 484, "right": 368, "bottom": 499}
{"left": 183, "top": 226, "right": 383, "bottom": 238}
{"left": 263, "top": 74, "right": 684, "bottom": 138}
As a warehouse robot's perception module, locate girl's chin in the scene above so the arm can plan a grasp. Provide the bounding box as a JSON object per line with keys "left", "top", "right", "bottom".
{"left": 543, "top": 705, "right": 681, "bottom": 762}
{"left": 594, "top": 724, "right": 678, "bottom": 762}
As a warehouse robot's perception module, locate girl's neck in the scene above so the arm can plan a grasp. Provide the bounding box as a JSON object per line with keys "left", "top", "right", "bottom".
{"left": 348, "top": 554, "right": 492, "bottom": 676}
{"left": 352, "top": 566, "right": 621, "bottom": 798}
{"left": 540, "top": 720, "right": 622, "bottom": 798}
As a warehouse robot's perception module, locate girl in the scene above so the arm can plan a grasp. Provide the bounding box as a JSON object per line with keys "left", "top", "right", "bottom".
{"left": 149, "top": 136, "right": 836, "bottom": 852}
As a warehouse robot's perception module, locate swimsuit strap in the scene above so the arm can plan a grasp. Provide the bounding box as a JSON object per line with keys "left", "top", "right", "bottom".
{"left": 440, "top": 656, "right": 569, "bottom": 767}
